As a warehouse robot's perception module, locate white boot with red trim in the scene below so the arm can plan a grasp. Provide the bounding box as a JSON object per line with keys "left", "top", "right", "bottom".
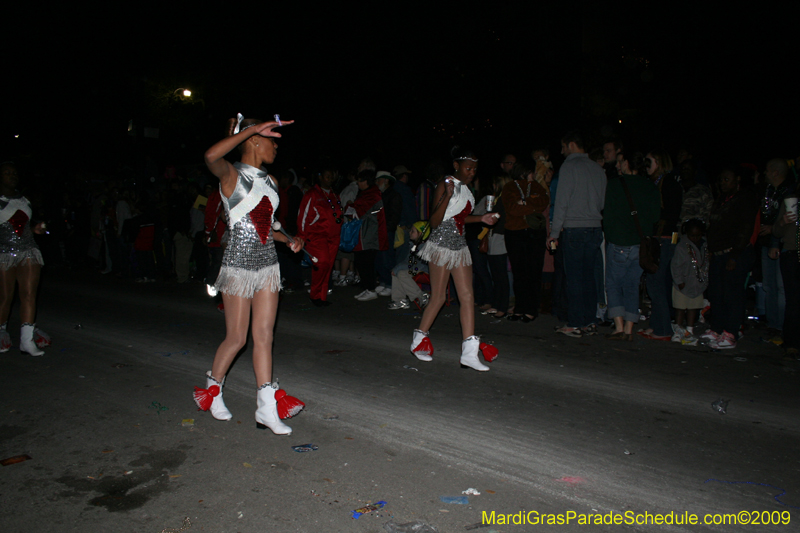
{"left": 460, "top": 335, "right": 490, "bottom": 371}
{"left": 410, "top": 329, "right": 433, "bottom": 361}
{"left": 193, "top": 371, "right": 232, "bottom": 421}
{"left": 255, "top": 382, "right": 293, "bottom": 435}
{"left": 20, "top": 323, "right": 44, "bottom": 356}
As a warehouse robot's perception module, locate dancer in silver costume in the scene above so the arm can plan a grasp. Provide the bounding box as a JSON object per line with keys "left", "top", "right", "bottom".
{"left": 193, "top": 115, "right": 306, "bottom": 436}
{"left": 0, "top": 162, "right": 50, "bottom": 356}
{"left": 411, "top": 147, "right": 500, "bottom": 371}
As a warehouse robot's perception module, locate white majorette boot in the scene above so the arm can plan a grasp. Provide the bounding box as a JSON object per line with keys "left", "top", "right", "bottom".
{"left": 193, "top": 371, "right": 233, "bottom": 421}
{"left": 20, "top": 323, "right": 44, "bottom": 356}
{"left": 460, "top": 336, "right": 490, "bottom": 371}
{"left": 0, "top": 322, "right": 11, "bottom": 353}
{"left": 255, "top": 382, "right": 295, "bottom": 435}
{"left": 410, "top": 329, "right": 433, "bottom": 361}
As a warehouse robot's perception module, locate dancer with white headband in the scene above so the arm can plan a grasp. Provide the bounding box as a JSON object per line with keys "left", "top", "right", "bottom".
{"left": 193, "top": 114, "right": 305, "bottom": 435}
{"left": 411, "top": 146, "right": 500, "bottom": 371}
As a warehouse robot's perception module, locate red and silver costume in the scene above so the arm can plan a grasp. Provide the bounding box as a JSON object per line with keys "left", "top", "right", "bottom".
{"left": 416, "top": 176, "right": 473, "bottom": 269}
{"left": 0, "top": 194, "right": 43, "bottom": 270}
{"left": 0, "top": 193, "right": 50, "bottom": 353}
{"left": 296, "top": 184, "right": 342, "bottom": 301}
{"left": 214, "top": 162, "right": 281, "bottom": 298}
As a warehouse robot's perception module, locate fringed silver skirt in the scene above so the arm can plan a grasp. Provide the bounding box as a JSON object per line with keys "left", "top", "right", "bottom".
{"left": 416, "top": 219, "right": 471, "bottom": 270}
{"left": 0, "top": 249, "right": 44, "bottom": 271}
{"left": 215, "top": 263, "right": 281, "bottom": 298}
{"left": 214, "top": 216, "right": 281, "bottom": 298}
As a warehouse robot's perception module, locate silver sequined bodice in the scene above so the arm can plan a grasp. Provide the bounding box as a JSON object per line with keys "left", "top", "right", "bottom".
{"left": 221, "top": 212, "right": 278, "bottom": 271}
{"left": 426, "top": 218, "right": 466, "bottom": 251}
{"left": 220, "top": 163, "right": 279, "bottom": 272}
{"left": 0, "top": 195, "right": 39, "bottom": 255}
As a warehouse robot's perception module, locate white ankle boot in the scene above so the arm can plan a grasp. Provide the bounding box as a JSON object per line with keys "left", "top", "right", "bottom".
{"left": 256, "top": 382, "right": 292, "bottom": 435}
{"left": 20, "top": 323, "right": 44, "bottom": 356}
{"left": 193, "top": 371, "right": 232, "bottom": 421}
{"left": 206, "top": 372, "right": 232, "bottom": 421}
{"left": 0, "top": 322, "right": 10, "bottom": 353}
{"left": 460, "top": 336, "right": 489, "bottom": 371}
{"left": 410, "top": 329, "right": 433, "bottom": 361}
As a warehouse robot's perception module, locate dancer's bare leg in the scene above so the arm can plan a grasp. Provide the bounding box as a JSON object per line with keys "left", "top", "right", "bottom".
{"left": 419, "top": 263, "right": 451, "bottom": 332}
{"left": 211, "top": 293, "right": 251, "bottom": 381}
{"left": 450, "top": 264, "right": 475, "bottom": 339}
{"left": 0, "top": 266, "right": 17, "bottom": 324}
{"left": 250, "top": 287, "right": 280, "bottom": 386}
{"left": 16, "top": 261, "right": 41, "bottom": 324}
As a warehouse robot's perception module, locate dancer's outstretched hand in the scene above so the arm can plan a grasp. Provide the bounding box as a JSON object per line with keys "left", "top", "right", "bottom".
{"left": 252, "top": 119, "right": 294, "bottom": 138}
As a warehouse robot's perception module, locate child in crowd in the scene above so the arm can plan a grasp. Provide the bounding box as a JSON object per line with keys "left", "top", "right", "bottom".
{"left": 388, "top": 221, "right": 430, "bottom": 310}
{"left": 670, "top": 219, "right": 709, "bottom": 345}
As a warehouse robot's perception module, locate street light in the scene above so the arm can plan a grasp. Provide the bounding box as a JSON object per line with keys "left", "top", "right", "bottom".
{"left": 174, "top": 88, "right": 192, "bottom": 99}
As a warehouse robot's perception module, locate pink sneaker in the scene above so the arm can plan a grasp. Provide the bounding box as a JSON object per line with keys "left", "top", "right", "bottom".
{"left": 709, "top": 331, "right": 737, "bottom": 349}
{"left": 699, "top": 330, "right": 721, "bottom": 344}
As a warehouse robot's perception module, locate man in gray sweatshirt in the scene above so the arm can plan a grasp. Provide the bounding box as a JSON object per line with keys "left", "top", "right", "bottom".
{"left": 547, "top": 131, "right": 607, "bottom": 336}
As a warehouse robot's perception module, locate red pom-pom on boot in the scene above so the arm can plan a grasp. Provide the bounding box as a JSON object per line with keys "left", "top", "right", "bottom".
{"left": 275, "top": 389, "right": 305, "bottom": 419}
{"left": 479, "top": 342, "right": 499, "bottom": 362}
{"left": 193, "top": 384, "right": 220, "bottom": 411}
{"left": 410, "top": 329, "right": 433, "bottom": 361}
{"left": 0, "top": 323, "right": 10, "bottom": 353}
{"left": 34, "top": 328, "right": 52, "bottom": 348}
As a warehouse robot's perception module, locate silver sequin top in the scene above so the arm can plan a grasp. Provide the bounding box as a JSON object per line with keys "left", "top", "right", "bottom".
{"left": 220, "top": 163, "right": 280, "bottom": 273}
{"left": 425, "top": 177, "right": 474, "bottom": 251}
{"left": 0, "top": 195, "right": 40, "bottom": 255}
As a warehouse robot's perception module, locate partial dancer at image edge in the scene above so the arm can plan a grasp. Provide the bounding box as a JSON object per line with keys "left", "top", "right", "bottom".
{"left": 411, "top": 146, "right": 500, "bottom": 371}
{"left": 192, "top": 114, "right": 305, "bottom": 435}
{"left": 0, "top": 162, "right": 52, "bottom": 356}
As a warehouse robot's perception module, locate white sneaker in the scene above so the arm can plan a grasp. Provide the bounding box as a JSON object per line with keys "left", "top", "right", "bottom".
{"left": 356, "top": 290, "right": 378, "bottom": 301}
{"left": 388, "top": 299, "right": 410, "bottom": 310}
{"left": 335, "top": 276, "right": 349, "bottom": 287}
{"left": 419, "top": 292, "right": 430, "bottom": 308}
{"left": 377, "top": 286, "right": 392, "bottom": 297}
{"left": 699, "top": 330, "right": 721, "bottom": 344}
{"left": 671, "top": 326, "right": 685, "bottom": 343}
{"left": 709, "top": 331, "right": 737, "bottom": 349}
{"left": 681, "top": 332, "right": 699, "bottom": 346}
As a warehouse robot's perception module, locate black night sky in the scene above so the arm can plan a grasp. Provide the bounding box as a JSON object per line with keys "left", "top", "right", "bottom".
{"left": 4, "top": 5, "right": 797, "bottom": 179}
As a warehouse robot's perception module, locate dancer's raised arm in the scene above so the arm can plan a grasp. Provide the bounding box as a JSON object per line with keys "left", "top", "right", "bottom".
{"left": 204, "top": 118, "right": 293, "bottom": 195}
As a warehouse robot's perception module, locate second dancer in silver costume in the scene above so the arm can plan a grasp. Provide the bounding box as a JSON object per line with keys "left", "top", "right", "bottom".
{"left": 411, "top": 146, "right": 500, "bottom": 371}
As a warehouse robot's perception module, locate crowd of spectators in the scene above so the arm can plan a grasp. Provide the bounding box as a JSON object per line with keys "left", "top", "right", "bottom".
{"left": 19, "top": 133, "right": 800, "bottom": 358}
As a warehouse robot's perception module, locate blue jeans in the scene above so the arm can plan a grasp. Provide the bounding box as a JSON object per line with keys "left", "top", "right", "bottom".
{"left": 645, "top": 241, "right": 676, "bottom": 337}
{"left": 761, "top": 246, "right": 785, "bottom": 330}
{"left": 562, "top": 227, "right": 603, "bottom": 327}
{"left": 780, "top": 251, "right": 799, "bottom": 350}
{"left": 605, "top": 243, "right": 643, "bottom": 323}
{"left": 594, "top": 237, "right": 606, "bottom": 307}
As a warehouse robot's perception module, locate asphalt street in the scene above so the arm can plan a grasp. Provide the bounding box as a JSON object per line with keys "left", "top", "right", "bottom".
{"left": 1, "top": 268, "right": 798, "bottom": 532}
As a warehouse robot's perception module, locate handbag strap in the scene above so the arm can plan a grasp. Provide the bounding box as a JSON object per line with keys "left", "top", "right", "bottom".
{"left": 618, "top": 176, "right": 647, "bottom": 239}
